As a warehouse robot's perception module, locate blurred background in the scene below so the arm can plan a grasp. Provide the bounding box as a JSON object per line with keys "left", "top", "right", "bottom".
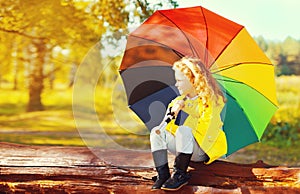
{"left": 0, "top": 0, "right": 299, "bottom": 166}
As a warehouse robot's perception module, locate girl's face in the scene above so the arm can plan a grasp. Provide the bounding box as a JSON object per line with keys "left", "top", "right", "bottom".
{"left": 174, "top": 67, "right": 195, "bottom": 97}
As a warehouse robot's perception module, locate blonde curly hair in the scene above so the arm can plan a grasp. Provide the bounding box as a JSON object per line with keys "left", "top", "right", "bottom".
{"left": 173, "top": 57, "right": 225, "bottom": 106}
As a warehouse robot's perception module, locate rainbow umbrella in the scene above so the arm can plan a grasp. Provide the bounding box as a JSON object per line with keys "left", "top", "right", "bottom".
{"left": 119, "top": 6, "right": 278, "bottom": 155}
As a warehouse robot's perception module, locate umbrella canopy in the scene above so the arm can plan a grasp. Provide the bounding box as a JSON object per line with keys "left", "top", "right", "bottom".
{"left": 119, "top": 6, "right": 278, "bottom": 156}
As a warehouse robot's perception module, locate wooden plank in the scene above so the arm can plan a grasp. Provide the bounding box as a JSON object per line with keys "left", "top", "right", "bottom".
{"left": 0, "top": 142, "right": 300, "bottom": 193}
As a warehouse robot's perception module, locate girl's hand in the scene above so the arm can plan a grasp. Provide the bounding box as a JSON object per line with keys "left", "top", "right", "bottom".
{"left": 171, "top": 100, "right": 185, "bottom": 116}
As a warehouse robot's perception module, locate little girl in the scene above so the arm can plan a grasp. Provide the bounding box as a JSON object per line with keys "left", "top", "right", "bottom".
{"left": 150, "top": 57, "right": 227, "bottom": 191}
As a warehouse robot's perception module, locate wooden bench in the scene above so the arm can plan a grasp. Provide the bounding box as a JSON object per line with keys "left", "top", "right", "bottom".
{"left": 0, "top": 142, "right": 299, "bottom": 193}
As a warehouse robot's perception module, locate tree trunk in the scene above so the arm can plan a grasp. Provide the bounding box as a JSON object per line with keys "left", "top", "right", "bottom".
{"left": 13, "top": 63, "right": 19, "bottom": 90}
{"left": 12, "top": 41, "right": 19, "bottom": 90}
{"left": 26, "top": 39, "right": 46, "bottom": 112}
{"left": 0, "top": 142, "right": 299, "bottom": 193}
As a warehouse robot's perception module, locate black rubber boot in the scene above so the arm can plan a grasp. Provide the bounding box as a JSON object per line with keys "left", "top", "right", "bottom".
{"left": 151, "top": 163, "right": 171, "bottom": 191}
{"left": 161, "top": 153, "right": 192, "bottom": 191}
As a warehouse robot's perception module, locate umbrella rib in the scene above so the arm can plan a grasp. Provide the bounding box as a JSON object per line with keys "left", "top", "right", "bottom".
{"left": 211, "top": 75, "right": 269, "bottom": 152}
{"left": 213, "top": 27, "right": 244, "bottom": 63}
{"left": 215, "top": 77, "right": 243, "bottom": 84}
{"left": 216, "top": 75, "right": 279, "bottom": 108}
{"left": 199, "top": 7, "right": 244, "bottom": 66}
{"left": 157, "top": 11, "right": 199, "bottom": 58}
{"left": 211, "top": 62, "right": 274, "bottom": 74}
{"left": 128, "top": 34, "right": 184, "bottom": 58}
{"left": 201, "top": 7, "right": 209, "bottom": 65}
{"left": 226, "top": 89, "right": 263, "bottom": 139}
{"left": 223, "top": 87, "right": 274, "bottom": 148}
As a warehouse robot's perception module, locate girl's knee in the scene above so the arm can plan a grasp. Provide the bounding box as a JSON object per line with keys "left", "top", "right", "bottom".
{"left": 150, "top": 126, "right": 168, "bottom": 152}
{"left": 150, "top": 126, "right": 163, "bottom": 142}
{"left": 176, "top": 126, "right": 192, "bottom": 137}
{"left": 150, "top": 126, "right": 159, "bottom": 137}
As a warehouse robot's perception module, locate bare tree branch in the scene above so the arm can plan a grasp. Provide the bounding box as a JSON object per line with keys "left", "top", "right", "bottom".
{"left": 0, "top": 27, "right": 47, "bottom": 40}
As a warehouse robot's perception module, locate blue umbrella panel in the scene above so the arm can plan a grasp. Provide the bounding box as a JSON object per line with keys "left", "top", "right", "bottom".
{"left": 120, "top": 65, "right": 179, "bottom": 130}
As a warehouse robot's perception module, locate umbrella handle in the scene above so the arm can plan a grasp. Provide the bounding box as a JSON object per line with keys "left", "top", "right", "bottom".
{"left": 167, "top": 96, "right": 187, "bottom": 122}
{"left": 154, "top": 96, "right": 187, "bottom": 135}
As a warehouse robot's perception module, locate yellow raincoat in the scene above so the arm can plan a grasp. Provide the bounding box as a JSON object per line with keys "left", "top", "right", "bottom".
{"left": 166, "top": 95, "right": 227, "bottom": 164}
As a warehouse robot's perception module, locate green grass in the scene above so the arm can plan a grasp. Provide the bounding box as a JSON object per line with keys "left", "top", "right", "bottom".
{"left": 0, "top": 87, "right": 85, "bottom": 146}
{"left": 0, "top": 86, "right": 150, "bottom": 148}
{"left": 0, "top": 110, "right": 74, "bottom": 131}
{"left": 0, "top": 133, "right": 84, "bottom": 146}
{"left": 261, "top": 75, "right": 300, "bottom": 148}
{"left": 227, "top": 142, "right": 300, "bottom": 166}
{"left": 272, "top": 75, "right": 300, "bottom": 124}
